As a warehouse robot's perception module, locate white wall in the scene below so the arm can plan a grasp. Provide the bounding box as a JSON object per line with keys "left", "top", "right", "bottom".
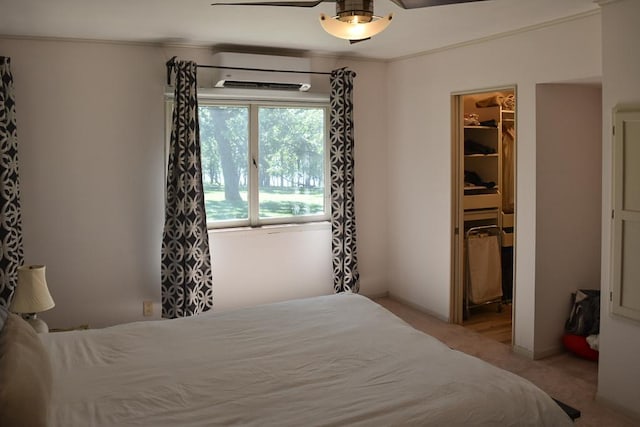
{"left": 0, "top": 39, "right": 388, "bottom": 328}
{"left": 210, "top": 224, "right": 332, "bottom": 312}
{"left": 3, "top": 39, "right": 166, "bottom": 329}
{"left": 386, "top": 13, "right": 601, "bottom": 351}
{"left": 597, "top": 0, "right": 640, "bottom": 418}
{"left": 534, "top": 84, "right": 602, "bottom": 358}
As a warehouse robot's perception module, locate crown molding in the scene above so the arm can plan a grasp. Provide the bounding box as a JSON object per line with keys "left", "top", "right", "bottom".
{"left": 594, "top": 0, "right": 624, "bottom": 5}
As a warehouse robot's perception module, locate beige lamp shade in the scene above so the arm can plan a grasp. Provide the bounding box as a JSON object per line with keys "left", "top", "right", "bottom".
{"left": 10, "top": 265, "right": 55, "bottom": 314}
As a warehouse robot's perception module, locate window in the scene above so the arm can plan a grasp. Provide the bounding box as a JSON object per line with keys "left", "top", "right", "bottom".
{"left": 168, "top": 95, "right": 330, "bottom": 228}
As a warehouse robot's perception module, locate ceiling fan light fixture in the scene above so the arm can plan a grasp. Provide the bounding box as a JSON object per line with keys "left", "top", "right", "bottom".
{"left": 336, "top": 0, "right": 373, "bottom": 23}
{"left": 338, "top": 11, "right": 373, "bottom": 24}
{"left": 320, "top": 13, "right": 392, "bottom": 41}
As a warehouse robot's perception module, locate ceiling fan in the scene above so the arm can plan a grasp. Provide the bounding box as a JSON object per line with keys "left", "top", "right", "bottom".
{"left": 211, "top": 0, "right": 488, "bottom": 43}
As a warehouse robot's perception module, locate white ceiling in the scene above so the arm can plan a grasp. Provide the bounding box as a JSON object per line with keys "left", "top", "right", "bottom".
{"left": 0, "top": 0, "right": 599, "bottom": 60}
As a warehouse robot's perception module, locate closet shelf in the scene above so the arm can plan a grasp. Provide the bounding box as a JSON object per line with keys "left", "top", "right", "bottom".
{"left": 464, "top": 126, "right": 498, "bottom": 130}
{"left": 465, "top": 153, "right": 499, "bottom": 158}
{"left": 464, "top": 187, "right": 500, "bottom": 194}
{"left": 464, "top": 193, "right": 501, "bottom": 210}
{"left": 464, "top": 186, "right": 498, "bottom": 191}
{"left": 464, "top": 209, "right": 499, "bottom": 222}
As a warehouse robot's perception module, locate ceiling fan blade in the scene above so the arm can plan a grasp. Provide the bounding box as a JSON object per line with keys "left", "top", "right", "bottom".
{"left": 212, "top": 0, "right": 328, "bottom": 7}
{"left": 349, "top": 37, "right": 371, "bottom": 44}
{"left": 389, "top": 0, "right": 487, "bottom": 10}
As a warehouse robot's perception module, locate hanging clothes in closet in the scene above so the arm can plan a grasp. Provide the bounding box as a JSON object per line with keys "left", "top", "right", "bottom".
{"left": 502, "top": 125, "right": 515, "bottom": 214}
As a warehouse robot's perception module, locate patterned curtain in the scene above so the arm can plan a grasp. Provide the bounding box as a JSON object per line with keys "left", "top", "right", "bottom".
{"left": 0, "top": 57, "right": 24, "bottom": 309}
{"left": 161, "top": 60, "right": 213, "bottom": 318}
{"left": 330, "top": 68, "right": 360, "bottom": 293}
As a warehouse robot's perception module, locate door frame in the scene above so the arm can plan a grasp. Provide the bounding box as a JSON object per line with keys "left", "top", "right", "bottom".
{"left": 450, "top": 86, "right": 518, "bottom": 341}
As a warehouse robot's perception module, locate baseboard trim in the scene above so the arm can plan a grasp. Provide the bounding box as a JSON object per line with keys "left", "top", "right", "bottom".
{"left": 387, "top": 292, "right": 449, "bottom": 323}
{"left": 513, "top": 345, "right": 534, "bottom": 360}
{"left": 362, "top": 290, "right": 389, "bottom": 300}
{"left": 533, "top": 345, "right": 564, "bottom": 360}
{"left": 595, "top": 394, "right": 640, "bottom": 422}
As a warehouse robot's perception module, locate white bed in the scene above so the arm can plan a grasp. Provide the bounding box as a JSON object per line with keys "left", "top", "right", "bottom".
{"left": 6, "top": 293, "right": 573, "bottom": 426}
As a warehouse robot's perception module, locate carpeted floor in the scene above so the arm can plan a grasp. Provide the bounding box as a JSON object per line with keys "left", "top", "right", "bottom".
{"left": 374, "top": 296, "right": 637, "bottom": 427}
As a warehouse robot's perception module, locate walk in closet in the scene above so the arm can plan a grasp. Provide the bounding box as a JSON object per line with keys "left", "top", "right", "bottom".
{"left": 451, "top": 88, "right": 516, "bottom": 345}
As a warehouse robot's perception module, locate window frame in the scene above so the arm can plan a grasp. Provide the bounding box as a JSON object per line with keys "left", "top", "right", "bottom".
{"left": 165, "top": 88, "right": 331, "bottom": 230}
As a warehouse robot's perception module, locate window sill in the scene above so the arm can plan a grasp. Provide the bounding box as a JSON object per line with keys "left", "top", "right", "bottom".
{"left": 208, "top": 221, "right": 330, "bottom": 237}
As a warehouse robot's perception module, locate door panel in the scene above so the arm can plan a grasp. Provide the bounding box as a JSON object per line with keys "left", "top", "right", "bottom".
{"left": 612, "top": 107, "right": 640, "bottom": 321}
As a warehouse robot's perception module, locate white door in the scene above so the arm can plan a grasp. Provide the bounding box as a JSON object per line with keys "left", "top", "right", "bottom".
{"left": 612, "top": 106, "right": 640, "bottom": 321}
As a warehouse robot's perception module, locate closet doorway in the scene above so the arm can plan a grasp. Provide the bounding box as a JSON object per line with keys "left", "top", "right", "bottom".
{"left": 451, "top": 87, "right": 516, "bottom": 345}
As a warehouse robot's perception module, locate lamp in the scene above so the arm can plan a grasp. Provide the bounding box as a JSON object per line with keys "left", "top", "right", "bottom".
{"left": 10, "top": 265, "right": 55, "bottom": 333}
{"left": 320, "top": 0, "right": 392, "bottom": 41}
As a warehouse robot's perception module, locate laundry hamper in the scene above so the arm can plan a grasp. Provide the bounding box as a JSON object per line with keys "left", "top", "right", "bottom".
{"left": 465, "top": 225, "right": 503, "bottom": 318}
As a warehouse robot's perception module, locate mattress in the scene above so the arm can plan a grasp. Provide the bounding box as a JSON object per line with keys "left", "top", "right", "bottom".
{"left": 40, "top": 293, "right": 572, "bottom": 426}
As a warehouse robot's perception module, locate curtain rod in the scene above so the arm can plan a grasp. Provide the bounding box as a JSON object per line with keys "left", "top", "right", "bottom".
{"left": 166, "top": 56, "right": 335, "bottom": 85}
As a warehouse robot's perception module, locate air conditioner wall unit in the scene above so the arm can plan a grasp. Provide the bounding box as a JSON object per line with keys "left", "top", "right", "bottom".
{"left": 212, "top": 52, "right": 311, "bottom": 92}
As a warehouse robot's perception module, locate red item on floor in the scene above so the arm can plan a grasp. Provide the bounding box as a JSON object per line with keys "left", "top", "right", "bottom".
{"left": 562, "top": 334, "right": 599, "bottom": 361}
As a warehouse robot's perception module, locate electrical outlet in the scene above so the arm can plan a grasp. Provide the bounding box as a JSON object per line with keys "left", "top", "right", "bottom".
{"left": 143, "top": 301, "right": 153, "bottom": 317}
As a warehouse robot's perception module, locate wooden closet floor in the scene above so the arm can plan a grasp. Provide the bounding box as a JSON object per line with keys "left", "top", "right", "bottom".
{"left": 463, "top": 302, "right": 512, "bottom": 345}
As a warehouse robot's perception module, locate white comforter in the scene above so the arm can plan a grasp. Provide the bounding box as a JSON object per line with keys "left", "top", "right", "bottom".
{"left": 41, "top": 294, "right": 572, "bottom": 426}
